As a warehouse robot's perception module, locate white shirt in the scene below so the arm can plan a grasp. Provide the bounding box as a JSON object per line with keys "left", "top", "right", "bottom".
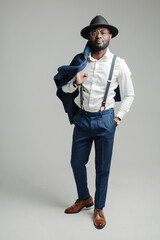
{"left": 62, "top": 48, "right": 135, "bottom": 119}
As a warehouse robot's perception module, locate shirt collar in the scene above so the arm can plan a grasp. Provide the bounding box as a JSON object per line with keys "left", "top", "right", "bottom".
{"left": 87, "top": 48, "right": 111, "bottom": 62}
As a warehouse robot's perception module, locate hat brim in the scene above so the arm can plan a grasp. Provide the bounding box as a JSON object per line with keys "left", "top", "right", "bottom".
{"left": 81, "top": 24, "right": 119, "bottom": 39}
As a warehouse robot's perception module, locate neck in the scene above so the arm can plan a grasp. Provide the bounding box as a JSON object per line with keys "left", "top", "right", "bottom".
{"left": 91, "top": 48, "right": 108, "bottom": 60}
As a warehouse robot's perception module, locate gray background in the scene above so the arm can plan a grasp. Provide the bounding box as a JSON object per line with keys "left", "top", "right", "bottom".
{"left": 0, "top": 0, "right": 160, "bottom": 239}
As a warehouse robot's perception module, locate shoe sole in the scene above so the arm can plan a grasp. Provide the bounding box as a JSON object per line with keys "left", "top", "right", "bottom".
{"left": 64, "top": 202, "right": 94, "bottom": 214}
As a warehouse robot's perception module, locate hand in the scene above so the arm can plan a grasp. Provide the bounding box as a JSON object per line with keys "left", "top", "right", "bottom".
{"left": 75, "top": 69, "right": 88, "bottom": 85}
{"left": 114, "top": 117, "right": 121, "bottom": 126}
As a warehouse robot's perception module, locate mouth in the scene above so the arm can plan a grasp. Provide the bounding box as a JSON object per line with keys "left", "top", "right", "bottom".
{"left": 95, "top": 40, "right": 103, "bottom": 44}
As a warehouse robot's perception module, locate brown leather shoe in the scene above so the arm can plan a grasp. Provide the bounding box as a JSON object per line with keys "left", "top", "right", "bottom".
{"left": 64, "top": 196, "right": 93, "bottom": 214}
{"left": 94, "top": 208, "right": 106, "bottom": 229}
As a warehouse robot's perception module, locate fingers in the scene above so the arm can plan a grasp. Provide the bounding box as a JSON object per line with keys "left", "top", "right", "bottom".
{"left": 76, "top": 70, "right": 88, "bottom": 85}
{"left": 77, "top": 72, "right": 88, "bottom": 79}
{"left": 83, "top": 73, "right": 88, "bottom": 78}
{"left": 78, "top": 70, "right": 87, "bottom": 77}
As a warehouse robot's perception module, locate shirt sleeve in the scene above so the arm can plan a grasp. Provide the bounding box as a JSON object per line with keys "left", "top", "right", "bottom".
{"left": 61, "top": 76, "right": 78, "bottom": 93}
{"left": 116, "top": 59, "right": 135, "bottom": 120}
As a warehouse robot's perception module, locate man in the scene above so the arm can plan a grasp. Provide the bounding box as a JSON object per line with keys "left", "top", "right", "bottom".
{"left": 54, "top": 15, "right": 134, "bottom": 229}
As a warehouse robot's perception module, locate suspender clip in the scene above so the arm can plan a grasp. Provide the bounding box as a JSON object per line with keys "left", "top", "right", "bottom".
{"left": 99, "top": 102, "right": 106, "bottom": 112}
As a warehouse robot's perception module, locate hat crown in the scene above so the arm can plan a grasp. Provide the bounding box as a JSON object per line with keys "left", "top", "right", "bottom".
{"left": 90, "top": 15, "right": 109, "bottom": 26}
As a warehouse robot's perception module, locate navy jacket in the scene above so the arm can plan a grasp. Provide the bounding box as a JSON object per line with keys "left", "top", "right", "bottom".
{"left": 54, "top": 42, "right": 121, "bottom": 124}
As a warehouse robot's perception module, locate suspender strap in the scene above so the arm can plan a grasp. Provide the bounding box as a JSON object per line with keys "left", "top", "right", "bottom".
{"left": 80, "top": 84, "right": 84, "bottom": 109}
{"left": 99, "top": 55, "right": 117, "bottom": 111}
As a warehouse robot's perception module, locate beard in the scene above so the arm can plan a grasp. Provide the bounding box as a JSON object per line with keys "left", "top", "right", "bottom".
{"left": 88, "top": 39, "right": 110, "bottom": 52}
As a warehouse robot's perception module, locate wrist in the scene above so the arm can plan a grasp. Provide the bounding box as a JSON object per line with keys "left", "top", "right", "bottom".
{"left": 115, "top": 116, "right": 121, "bottom": 121}
{"left": 114, "top": 117, "right": 121, "bottom": 126}
{"left": 73, "top": 80, "right": 80, "bottom": 88}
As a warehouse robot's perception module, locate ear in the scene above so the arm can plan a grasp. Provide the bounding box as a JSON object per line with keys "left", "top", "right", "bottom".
{"left": 109, "top": 33, "right": 112, "bottom": 39}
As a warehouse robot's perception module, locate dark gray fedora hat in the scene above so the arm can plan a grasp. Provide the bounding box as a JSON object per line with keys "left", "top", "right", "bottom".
{"left": 81, "top": 15, "right": 119, "bottom": 39}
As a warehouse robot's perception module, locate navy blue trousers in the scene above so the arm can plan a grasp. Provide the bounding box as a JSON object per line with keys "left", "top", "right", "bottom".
{"left": 71, "top": 107, "right": 116, "bottom": 209}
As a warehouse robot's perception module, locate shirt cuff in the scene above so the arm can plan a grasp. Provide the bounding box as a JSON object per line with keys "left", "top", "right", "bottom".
{"left": 61, "top": 77, "right": 77, "bottom": 93}
{"left": 68, "top": 80, "right": 78, "bottom": 92}
{"left": 116, "top": 110, "right": 126, "bottom": 120}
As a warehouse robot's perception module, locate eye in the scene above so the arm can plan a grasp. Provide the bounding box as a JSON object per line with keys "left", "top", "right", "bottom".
{"left": 101, "top": 31, "right": 107, "bottom": 35}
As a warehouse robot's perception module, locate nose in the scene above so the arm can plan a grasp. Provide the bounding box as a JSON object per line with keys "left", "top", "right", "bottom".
{"left": 96, "top": 31, "right": 102, "bottom": 38}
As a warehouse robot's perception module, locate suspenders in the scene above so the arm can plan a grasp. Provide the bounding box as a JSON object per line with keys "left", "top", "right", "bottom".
{"left": 80, "top": 55, "right": 117, "bottom": 111}
{"left": 99, "top": 55, "right": 117, "bottom": 111}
